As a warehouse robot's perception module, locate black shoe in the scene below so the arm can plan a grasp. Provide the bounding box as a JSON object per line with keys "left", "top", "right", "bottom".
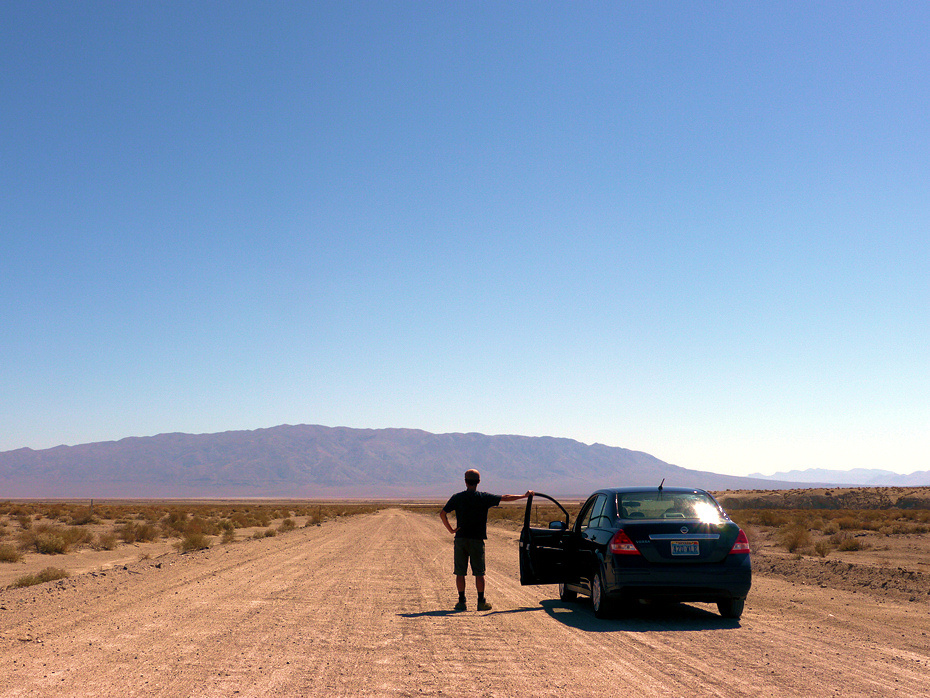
{"left": 454, "top": 600, "right": 467, "bottom": 611}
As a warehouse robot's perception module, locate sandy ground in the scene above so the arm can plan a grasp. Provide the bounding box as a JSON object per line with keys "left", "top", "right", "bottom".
{"left": 1, "top": 508, "right": 929, "bottom": 697}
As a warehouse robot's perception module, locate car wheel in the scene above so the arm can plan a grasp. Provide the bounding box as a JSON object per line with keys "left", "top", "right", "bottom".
{"left": 592, "top": 573, "right": 613, "bottom": 619}
{"left": 559, "top": 582, "right": 577, "bottom": 602}
{"left": 717, "top": 598, "right": 745, "bottom": 619}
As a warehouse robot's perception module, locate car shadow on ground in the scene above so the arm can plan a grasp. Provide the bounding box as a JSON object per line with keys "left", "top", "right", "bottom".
{"left": 539, "top": 599, "right": 741, "bottom": 632}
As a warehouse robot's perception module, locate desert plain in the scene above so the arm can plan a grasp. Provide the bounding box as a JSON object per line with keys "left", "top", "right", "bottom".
{"left": 1, "top": 489, "right": 928, "bottom": 697}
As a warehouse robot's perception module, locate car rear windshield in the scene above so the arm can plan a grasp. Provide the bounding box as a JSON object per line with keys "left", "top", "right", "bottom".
{"left": 617, "top": 492, "right": 725, "bottom": 522}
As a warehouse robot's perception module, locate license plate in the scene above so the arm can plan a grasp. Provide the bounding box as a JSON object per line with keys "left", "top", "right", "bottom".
{"left": 671, "top": 540, "right": 699, "bottom": 556}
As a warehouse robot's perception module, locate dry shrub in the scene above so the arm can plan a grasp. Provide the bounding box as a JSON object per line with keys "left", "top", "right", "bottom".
{"left": 64, "top": 526, "right": 93, "bottom": 548}
{"left": 231, "top": 511, "right": 271, "bottom": 529}
{"left": 755, "top": 510, "right": 791, "bottom": 527}
{"left": 278, "top": 518, "right": 296, "bottom": 532}
{"left": 836, "top": 516, "right": 861, "bottom": 531}
{"left": 12, "top": 567, "right": 69, "bottom": 588}
{"left": 118, "top": 521, "right": 158, "bottom": 544}
{"left": 779, "top": 525, "right": 811, "bottom": 553}
{"left": 19, "top": 523, "right": 91, "bottom": 554}
{"left": 175, "top": 532, "right": 211, "bottom": 552}
{"left": 69, "top": 510, "right": 96, "bottom": 526}
{"left": 221, "top": 529, "right": 236, "bottom": 544}
{"left": 837, "top": 536, "right": 870, "bottom": 552}
{"left": 0, "top": 543, "right": 23, "bottom": 563}
{"left": 814, "top": 541, "right": 832, "bottom": 557}
{"left": 34, "top": 532, "right": 69, "bottom": 554}
{"left": 95, "top": 531, "right": 119, "bottom": 550}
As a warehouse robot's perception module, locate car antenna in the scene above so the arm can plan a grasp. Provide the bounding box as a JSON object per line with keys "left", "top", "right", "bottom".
{"left": 658, "top": 478, "right": 665, "bottom": 492}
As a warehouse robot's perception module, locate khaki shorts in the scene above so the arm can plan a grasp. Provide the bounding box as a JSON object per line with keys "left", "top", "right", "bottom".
{"left": 453, "top": 537, "right": 486, "bottom": 576}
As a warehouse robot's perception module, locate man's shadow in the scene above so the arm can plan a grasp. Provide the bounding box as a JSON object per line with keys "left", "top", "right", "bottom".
{"left": 399, "top": 606, "right": 542, "bottom": 619}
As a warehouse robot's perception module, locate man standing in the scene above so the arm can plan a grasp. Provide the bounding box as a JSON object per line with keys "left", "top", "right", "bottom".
{"left": 440, "top": 469, "right": 531, "bottom": 611}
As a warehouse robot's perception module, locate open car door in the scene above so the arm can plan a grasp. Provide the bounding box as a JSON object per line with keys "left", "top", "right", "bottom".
{"left": 519, "top": 492, "right": 571, "bottom": 586}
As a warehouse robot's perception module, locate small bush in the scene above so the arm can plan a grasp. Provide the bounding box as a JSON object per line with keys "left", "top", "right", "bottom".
{"left": 62, "top": 526, "right": 93, "bottom": 548}
{"left": 813, "top": 541, "right": 832, "bottom": 557}
{"left": 34, "top": 532, "right": 69, "bottom": 554}
{"left": 779, "top": 525, "right": 811, "bottom": 553}
{"left": 836, "top": 516, "right": 860, "bottom": 531}
{"left": 221, "top": 529, "right": 236, "bottom": 544}
{"left": 0, "top": 543, "right": 23, "bottom": 563}
{"left": 118, "top": 522, "right": 158, "bottom": 544}
{"left": 69, "top": 511, "right": 96, "bottom": 526}
{"left": 755, "top": 510, "right": 790, "bottom": 527}
{"left": 95, "top": 532, "right": 119, "bottom": 550}
{"left": 175, "top": 532, "right": 211, "bottom": 552}
{"left": 278, "top": 518, "right": 296, "bottom": 532}
{"left": 12, "top": 567, "right": 70, "bottom": 588}
{"left": 837, "top": 536, "right": 870, "bottom": 552}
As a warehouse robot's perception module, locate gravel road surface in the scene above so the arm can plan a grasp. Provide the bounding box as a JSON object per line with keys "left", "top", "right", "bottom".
{"left": 2, "top": 509, "right": 928, "bottom": 697}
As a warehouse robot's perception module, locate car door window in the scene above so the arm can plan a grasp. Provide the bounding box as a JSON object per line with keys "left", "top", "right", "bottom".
{"left": 578, "top": 494, "right": 606, "bottom": 532}
{"left": 589, "top": 495, "right": 612, "bottom": 528}
{"left": 576, "top": 497, "right": 596, "bottom": 532}
{"left": 588, "top": 495, "right": 609, "bottom": 529}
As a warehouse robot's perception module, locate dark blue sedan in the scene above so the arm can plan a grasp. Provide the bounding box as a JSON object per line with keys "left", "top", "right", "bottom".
{"left": 519, "top": 486, "right": 751, "bottom": 618}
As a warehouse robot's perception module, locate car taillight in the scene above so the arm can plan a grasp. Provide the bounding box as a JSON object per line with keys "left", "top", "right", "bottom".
{"left": 609, "top": 530, "right": 641, "bottom": 555}
{"left": 728, "top": 529, "right": 750, "bottom": 555}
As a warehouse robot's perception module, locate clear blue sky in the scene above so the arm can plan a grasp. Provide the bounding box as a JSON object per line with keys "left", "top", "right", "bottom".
{"left": 2, "top": 2, "right": 927, "bottom": 476}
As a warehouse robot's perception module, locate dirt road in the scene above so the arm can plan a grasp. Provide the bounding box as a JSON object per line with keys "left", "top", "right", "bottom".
{"left": 2, "top": 509, "right": 928, "bottom": 697}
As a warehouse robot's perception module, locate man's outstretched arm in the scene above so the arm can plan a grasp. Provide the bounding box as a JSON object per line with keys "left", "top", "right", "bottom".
{"left": 500, "top": 490, "right": 533, "bottom": 502}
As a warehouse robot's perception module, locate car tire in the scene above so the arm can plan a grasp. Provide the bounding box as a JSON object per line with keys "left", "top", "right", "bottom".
{"left": 717, "top": 597, "right": 745, "bottom": 619}
{"left": 592, "top": 572, "right": 614, "bottom": 619}
{"left": 559, "top": 582, "right": 577, "bottom": 602}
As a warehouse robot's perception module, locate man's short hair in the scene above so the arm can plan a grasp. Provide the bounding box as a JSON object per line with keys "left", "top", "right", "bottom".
{"left": 464, "top": 469, "right": 480, "bottom": 484}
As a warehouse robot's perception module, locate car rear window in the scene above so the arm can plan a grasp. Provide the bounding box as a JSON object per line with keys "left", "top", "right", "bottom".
{"left": 617, "top": 492, "right": 725, "bottom": 522}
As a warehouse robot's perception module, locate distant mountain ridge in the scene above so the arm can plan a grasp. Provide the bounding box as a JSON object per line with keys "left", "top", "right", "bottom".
{"left": 1, "top": 424, "right": 797, "bottom": 498}
{"left": 749, "top": 467, "right": 930, "bottom": 487}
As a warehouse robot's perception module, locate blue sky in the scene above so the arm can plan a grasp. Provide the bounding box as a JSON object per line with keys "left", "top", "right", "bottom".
{"left": 2, "top": 2, "right": 927, "bottom": 477}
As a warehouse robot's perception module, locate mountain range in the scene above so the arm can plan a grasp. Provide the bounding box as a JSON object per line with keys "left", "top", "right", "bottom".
{"left": 0, "top": 424, "right": 806, "bottom": 498}
{"left": 749, "top": 467, "right": 930, "bottom": 487}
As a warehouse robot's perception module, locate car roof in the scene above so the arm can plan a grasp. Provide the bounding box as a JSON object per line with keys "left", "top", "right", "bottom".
{"left": 594, "top": 486, "right": 709, "bottom": 495}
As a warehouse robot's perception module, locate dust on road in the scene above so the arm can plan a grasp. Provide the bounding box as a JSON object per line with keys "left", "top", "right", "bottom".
{"left": 1, "top": 509, "right": 928, "bottom": 697}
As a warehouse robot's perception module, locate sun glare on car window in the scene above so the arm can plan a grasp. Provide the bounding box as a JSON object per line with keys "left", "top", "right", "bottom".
{"left": 694, "top": 501, "right": 723, "bottom": 524}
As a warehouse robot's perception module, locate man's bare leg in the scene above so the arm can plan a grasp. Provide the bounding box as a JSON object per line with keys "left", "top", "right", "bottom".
{"left": 455, "top": 575, "right": 467, "bottom": 610}
{"left": 475, "top": 575, "right": 490, "bottom": 610}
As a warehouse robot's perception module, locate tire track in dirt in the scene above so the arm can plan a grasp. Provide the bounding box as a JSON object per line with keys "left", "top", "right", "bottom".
{"left": 2, "top": 509, "right": 928, "bottom": 697}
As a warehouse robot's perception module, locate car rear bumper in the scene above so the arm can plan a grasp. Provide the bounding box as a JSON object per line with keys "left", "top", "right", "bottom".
{"left": 606, "top": 555, "right": 752, "bottom": 601}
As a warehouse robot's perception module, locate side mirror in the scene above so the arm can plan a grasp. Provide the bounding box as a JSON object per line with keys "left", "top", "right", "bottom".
{"left": 548, "top": 521, "right": 567, "bottom": 530}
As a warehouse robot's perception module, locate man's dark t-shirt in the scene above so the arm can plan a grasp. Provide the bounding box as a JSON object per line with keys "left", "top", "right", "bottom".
{"left": 442, "top": 490, "right": 503, "bottom": 540}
